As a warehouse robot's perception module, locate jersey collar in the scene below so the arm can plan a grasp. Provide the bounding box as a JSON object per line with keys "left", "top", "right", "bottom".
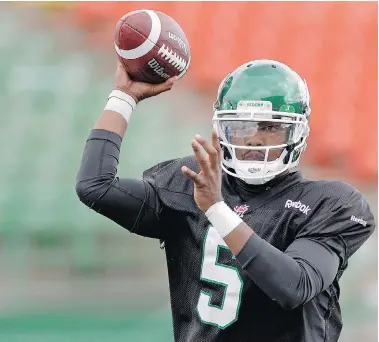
{"left": 223, "top": 171, "right": 304, "bottom": 210}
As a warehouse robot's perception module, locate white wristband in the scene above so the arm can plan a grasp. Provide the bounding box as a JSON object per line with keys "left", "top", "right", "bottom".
{"left": 205, "top": 201, "right": 243, "bottom": 238}
{"left": 104, "top": 90, "right": 137, "bottom": 123}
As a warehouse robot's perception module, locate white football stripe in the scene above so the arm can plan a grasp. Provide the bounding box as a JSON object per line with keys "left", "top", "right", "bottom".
{"left": 115, "top": 9, "right": 161, "bottom": 60}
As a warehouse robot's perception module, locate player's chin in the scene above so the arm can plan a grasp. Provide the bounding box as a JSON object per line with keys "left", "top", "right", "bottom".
{"left": 237, "top": 150, "right": 265, "bottom": 161}
{"left": 237, "top": 152, "right": 283, "bottom": 162}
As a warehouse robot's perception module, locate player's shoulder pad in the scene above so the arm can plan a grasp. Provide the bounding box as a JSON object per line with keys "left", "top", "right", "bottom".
{"left": 294, "top": 178, "right": 375, "bottom": 254}
{"left": 142, "top": 155, "right": 200, "bottom": 213}
{"left": 293, "top": 177, "right": 372, "bottom": 216}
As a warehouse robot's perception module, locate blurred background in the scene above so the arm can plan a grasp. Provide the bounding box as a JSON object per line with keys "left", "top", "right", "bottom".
{"left": 0, "top": 2, "right": 377, "bottom": 342}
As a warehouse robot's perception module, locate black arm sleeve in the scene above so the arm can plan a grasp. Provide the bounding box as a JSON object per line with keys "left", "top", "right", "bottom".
{"left": 236, "top": 235, "right": 339, "bottom": 310}
{"left": 75, "top": 129, "right": 166, "bottom": 239}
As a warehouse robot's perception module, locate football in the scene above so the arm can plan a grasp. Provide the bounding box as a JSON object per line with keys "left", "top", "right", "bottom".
{"left": 114, "top": 9, "right": 191, "bottom": 84}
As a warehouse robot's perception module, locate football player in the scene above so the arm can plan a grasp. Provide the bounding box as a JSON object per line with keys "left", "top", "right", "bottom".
{"left": 76, "top": 59, "right": 375, "bottom": 342}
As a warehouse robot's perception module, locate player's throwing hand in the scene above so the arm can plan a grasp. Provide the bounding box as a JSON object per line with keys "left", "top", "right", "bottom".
{"left": 182, "top": 128, "right": 224, "bottom": 212}
{"left": 113, "top": 59, "right": 177, "bottom": 103}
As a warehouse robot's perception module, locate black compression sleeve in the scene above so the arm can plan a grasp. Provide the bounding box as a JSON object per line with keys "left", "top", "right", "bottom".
{"left": 76, "top": 129, "right": 165, "bottom": 239}
{"left": 236, "top": 234, "right": 339, "bottom": 310}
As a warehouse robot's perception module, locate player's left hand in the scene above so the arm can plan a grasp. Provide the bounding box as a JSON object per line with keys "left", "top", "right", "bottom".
{"left": 181, "top": 128, "right": 223, "bottom": 212}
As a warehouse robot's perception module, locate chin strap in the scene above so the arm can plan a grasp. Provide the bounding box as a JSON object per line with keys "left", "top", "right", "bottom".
{"left": 220, "top": 138, "right": 233, "bottom": 161}
{"left": 283, "top": 141, "right": 296, "bottom": 164}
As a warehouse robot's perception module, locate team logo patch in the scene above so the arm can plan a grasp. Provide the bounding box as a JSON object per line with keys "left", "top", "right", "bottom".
{"left": 233, "top": 204, "right": 249, "bottom": 218}
{"left": 279, "top": 104, "right": 296, "bottom": 113}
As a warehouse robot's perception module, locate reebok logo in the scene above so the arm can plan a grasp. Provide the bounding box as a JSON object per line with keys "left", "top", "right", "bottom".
{"left": 351, "top": 215, "right": 367, "bottom": 227}
{"left": 285, "top": 200, "right": 311, "bottom": 215}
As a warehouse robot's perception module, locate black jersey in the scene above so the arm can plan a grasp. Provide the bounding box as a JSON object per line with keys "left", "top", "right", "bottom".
{"left": 76, "top": 129, "right": 375, "bottom": 342}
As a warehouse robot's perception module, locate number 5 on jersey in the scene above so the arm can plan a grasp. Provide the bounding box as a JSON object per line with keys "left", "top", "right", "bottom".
{"left": 197, "top": 225, "right": 244, "bottom": 329}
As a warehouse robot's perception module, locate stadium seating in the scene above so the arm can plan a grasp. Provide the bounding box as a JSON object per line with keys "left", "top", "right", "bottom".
{"left": 32, "top": 1, "right": 378, "bottom": 181}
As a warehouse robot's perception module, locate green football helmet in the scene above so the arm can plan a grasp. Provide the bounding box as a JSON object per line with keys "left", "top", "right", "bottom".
{"left": 213, "top": 60, "right": 311, "bottom": 185}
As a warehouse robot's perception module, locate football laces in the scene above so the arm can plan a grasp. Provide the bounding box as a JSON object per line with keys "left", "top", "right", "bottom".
{"left": 157, "top": 44, "right": 187, "bottom": 72}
